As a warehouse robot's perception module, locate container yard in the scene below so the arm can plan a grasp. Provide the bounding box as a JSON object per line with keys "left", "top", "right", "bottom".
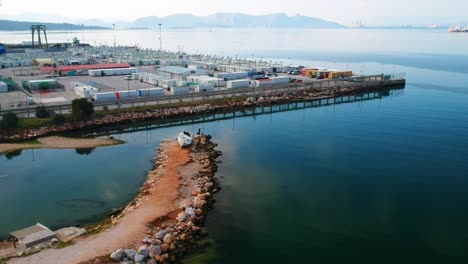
{"left": 0, "top": 45, "right": 405, "bottom": 114}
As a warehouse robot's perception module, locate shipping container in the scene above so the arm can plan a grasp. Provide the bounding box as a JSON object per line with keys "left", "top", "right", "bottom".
{"left": 75, "top": 86, "right": 99, "bottom": 99}
{"left": 170, "top": 86, "right": 190, "bottom": 95}
{"left": 227, "top": 80, "right": 250, "bottom": 89}
{"left": 255, "top": 79, "right": 274, "bottom": 87}
{"left": 132, "top": 73, "right": 140, "bottom": 80}
{"left": 271, "top": 76, "right": 290, "bottom": 85}
{"left": 89, "top": 67, "right": 137, "bottom": 77}
{"left": 175, "top": 80, "right": 187, "bottom": 87}
{"left": 192, "top": 84, "right": 215, "bottom": 93}
{"left": 328, "top": 71, "right": 353, "bottom": 80}
{"left": 159, "top": 79, "right": 176, "bottom": 88}
{"left": 116, "top": 90, "right": 138, "bottom": 99}
{"left": 138, "top": 88, "right": 165, "bottom": 97}
{"left": 93, "top": 92, "right": 116, "bottom": 101}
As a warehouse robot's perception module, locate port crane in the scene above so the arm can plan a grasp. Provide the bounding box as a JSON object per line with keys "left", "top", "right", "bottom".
{"left": 31, "top": 24, "right": 49, "bottom": 49}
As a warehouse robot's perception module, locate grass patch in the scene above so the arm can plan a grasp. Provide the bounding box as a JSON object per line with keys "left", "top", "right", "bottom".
{"left": 181, "top": 238, "right": 218, "bottom": 264}
{"left": 19, "top": 139, "right": 40, "bottom": 145}
{"left": 55, "top": 240, "right": 74, "bottom": 249}
{"left": 17, "top": 117, "right": 52, "bottom": 129}
{"left": 83, "top": 216, "right": 114, "bottom": 237}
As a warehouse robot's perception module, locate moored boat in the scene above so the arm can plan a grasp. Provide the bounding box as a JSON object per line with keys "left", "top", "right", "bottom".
{"left": 178, "top": 131, "right": 192, "bottom": 147}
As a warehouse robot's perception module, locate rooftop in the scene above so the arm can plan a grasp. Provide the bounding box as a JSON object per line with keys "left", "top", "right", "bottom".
{"left": 10, "top": 223, "right": 56, "bottom": 243}
{"left": 40, "top": 63, "right": 131, "bottom": 72}
{"left": 157, "top": 66, "right": 191, "bottom": 75}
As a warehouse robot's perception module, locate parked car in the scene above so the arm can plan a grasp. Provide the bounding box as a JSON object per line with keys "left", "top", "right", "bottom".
{"left": 289, "top": 70, "right": 300, "bottom": 75}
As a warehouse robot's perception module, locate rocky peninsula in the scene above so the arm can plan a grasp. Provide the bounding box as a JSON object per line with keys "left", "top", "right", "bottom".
{"left": 8, "top": 135, "right": 221, "bottom": 264}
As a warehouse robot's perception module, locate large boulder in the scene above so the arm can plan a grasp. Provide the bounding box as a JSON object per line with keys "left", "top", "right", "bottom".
{"left": 124, "top": 249, "right": 137, "bottom": 259}
{"left": 134, "top": 253, "right": 145, "bottom": 263}
{"left": 185, "top": 207, "right": 196, "bottom": 217}
{"left": 138, "top": 245, "right": 149, "bottom": 258}
{"left": 163, "top": 234, "right": 173, "bottom": 244}
{"left": 155, "top": 230, "right": 167, "bottom": 240}
{"left": 110, "top": 249, "right": 124, "bottom": 261}
{"left": 177, "top": 212, "right": 187, "bottom": 222}
{"left": 148, "top": 244, "right": 162, "bottom": 257}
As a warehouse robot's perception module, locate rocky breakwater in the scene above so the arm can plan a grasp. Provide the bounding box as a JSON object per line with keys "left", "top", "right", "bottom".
{"left": 108, "top": 135, "right": 222, "bottom": 264}
{"left": 0, "top": 83, "right": 391, "bottom": 142}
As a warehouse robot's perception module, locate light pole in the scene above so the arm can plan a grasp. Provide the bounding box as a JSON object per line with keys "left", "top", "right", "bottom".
{"left": 112, "top": 24, "right": 116, "bottom": 55}
{"left": 158, "top": 23, "right": 162, "bottom": 51}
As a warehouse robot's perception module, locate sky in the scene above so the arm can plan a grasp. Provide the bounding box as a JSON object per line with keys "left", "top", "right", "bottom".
{"left": 0, "top": 0, "right": 467, "bottom": 26}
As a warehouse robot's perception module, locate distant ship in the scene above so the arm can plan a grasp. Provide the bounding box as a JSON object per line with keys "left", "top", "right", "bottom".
{"left": 448, "top": 25, "right": 468, "bottom": 33}
{"left": 350, "top": 20, "right": 364, "bottom": 29}
{"left": 427, "top": 24, "right": 439, "bottom": 29}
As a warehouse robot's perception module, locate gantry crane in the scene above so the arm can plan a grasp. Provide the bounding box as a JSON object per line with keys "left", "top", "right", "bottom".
{"left": 31, "top": 24, "right": 49, "bottom": 49}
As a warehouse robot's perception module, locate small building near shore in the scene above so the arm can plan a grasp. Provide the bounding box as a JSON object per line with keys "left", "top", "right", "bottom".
{"left": 9, "top": 223, "right": 57, "bottom": 249}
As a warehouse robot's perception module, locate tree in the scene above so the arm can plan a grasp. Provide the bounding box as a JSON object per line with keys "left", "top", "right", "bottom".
{"left": 71, "top": 98, "right": 94, "bottom": 121}
{"left": 52, "top": 114, "right": 67, "bottom": 125}
{"left": 35, "top": 105, "right": 51, "bottom": 118}
{"left": 0, "top": 112, "right": 19, "bottom": 129}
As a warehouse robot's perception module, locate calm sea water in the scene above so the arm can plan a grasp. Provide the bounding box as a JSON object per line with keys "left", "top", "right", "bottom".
{"left": 1, "top": 28, "right": 468, "bottom": 263}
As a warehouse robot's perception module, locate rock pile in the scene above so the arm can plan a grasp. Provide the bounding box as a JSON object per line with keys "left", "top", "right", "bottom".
{"left": 108, "top": 135, "right": 221, "bottom": 264}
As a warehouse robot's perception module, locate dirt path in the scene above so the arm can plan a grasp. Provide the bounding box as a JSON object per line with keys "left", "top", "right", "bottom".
{"left": 9, "top": 140, "right": 192, "bottom": 264}
{"left": 0, "top": 136, "right": 121, "bottom": 154}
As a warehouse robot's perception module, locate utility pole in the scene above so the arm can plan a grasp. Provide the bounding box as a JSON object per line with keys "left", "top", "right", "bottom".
{"left": 113, "top": 23, "right": 116, "bottom": 55}
{"left": 158, "top": 24, "right": 162, "bottom": 51}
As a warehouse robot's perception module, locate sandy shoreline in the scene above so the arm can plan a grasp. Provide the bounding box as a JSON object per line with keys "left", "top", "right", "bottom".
{"left": 7, "top": 136, "right": 220, "bottom": 264}
{"left": 0, "top": 136, "right": 122, "bottom": 155}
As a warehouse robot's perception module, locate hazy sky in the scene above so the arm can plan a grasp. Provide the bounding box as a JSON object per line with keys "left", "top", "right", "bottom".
{"left": 1, "top": 0, "right": 467, "bottom": 26}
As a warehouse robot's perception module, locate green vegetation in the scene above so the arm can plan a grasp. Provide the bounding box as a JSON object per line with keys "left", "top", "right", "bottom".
{"left": 54, "top": 240, "right": 74, "bottom": 249}
{"left": 17, "top": 117, "right": 53, "bottom": 129}
{"left": 35, "top": 105, "right": 52, "bottom": 118}
{"left": 52, "top": 114, "right": 67, "bottom": 125}
{"left": 71, "top": 98, "right": 94, "bottom": 121}
{"left": 0, "top": 112, "right": 19, "bottom": 129}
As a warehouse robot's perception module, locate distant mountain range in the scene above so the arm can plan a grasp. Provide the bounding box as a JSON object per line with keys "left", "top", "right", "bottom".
{"left": 0, "top": 13, "right": 344, "bottom": 31}
{"left": 131, "top": 13, "right": 344, "bottom": 29}
{"left": 0, "top": 20, "right": 109, "bottom": 31}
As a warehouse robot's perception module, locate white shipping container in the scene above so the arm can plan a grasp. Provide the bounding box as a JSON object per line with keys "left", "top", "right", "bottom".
{"left": 0, "top": 81, "right": 8, "bottom": 93}
{"left": 272, "top": 76, "right": 290, "bottom": 85}
{"left": 93, "top": 92, "right": 116, "bottom": 101}
{"left": 227, "top": 80, "right": 250, "bottom": 89}
{"left": 188, "top": 65, "right": 202, "bottom": 70}
{"left": 75, "top": 86, "right": 99, "bottom": 99}
{"left": 132, "top": 73, "right": 140, "bottom": 80}
{"left": 193, "top": 84, "right": 215, "bottom": 93}
{"left": 160, "top": 79, "right": 176, "bottom": 88}
{"left": 175, "top": 80, "right": 187, "bottom": 87}
{"left": 256, "top": 79, "right": 274, "bottom": 87}
{"left": 170, "top": 86, "right": 190, "bottom": 95}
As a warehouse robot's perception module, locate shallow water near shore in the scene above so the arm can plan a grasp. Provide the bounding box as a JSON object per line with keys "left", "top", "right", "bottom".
{"left": 1, "top": 28, "right": 468, "bottom": 263}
